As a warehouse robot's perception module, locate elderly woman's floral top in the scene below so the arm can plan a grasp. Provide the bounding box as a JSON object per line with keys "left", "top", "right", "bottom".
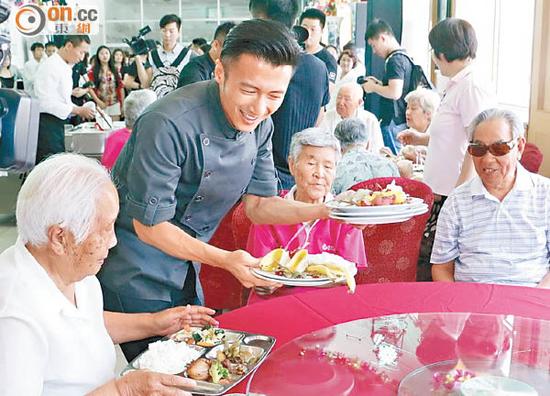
{"left": 332, "top": 147, "right": 399, "bottom": 194}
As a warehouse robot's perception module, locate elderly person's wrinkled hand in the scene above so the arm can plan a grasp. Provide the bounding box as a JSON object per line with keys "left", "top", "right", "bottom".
{"left": 115, "top": 370, "right": 196, "bottom": 396}
{"left": 225, "top": 250, "right": 281, "bottom": 288}
{"left": 397, "top": 128, "right": 424, "bottom": 146}
{"left": 152, "top": 305, "right": 218, "bottom": 337}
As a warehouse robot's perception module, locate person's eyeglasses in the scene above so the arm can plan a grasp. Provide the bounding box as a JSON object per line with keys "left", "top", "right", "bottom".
{"left": 467, "top": 139, "right": 516, "bottom": 157}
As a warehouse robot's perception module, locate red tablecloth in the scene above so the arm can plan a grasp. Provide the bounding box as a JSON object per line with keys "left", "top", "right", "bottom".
{"left": 217, "top": 282, "right": 550, "bottom": 394}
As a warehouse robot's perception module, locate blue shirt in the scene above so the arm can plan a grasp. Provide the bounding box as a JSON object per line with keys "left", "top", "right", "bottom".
{"left": 431, "top": 164, "right": 550, "bottom": 286}
{"left": 332, "top": 147, "right": 400, "bottom": 195}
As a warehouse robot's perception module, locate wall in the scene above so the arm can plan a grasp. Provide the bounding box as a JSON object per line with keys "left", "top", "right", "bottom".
{"left": 528, "top": 0, "right": 550, "bottom": 177}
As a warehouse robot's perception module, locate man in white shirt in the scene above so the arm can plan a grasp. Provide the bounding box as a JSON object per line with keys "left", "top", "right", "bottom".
{"left": 22, "top": 42, "right": 44, "bottom": 96}
{"left": 142, "top": 14, "right": 192, "bottom": 97}
{"left": 34, "top": 35, "right": 95, "bottom": 163}
{"left": 431, "top": 108, "right": 550, "bottom": 288}
{"left": 320, "top": 82, "right": 384, "bottom": 153}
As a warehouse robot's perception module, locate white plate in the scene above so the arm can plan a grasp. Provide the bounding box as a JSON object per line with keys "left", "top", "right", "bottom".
{"left": 252, "top": 268, "right": 331, "bottom": 282}
{"left": 332, "top": 203, "right": 428, "bottom": 218}
{"left": 329, "top": 205, "right": 429, "bottom": 225}
{"left": 327, "top": 197, "right": 424, "bottom": 215}
{"left": 251, "top": 268, "right": 335, "bottom": 287}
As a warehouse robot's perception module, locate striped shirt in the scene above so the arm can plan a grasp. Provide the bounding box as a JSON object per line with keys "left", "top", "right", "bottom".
{"left": 332, "top": 148, "right": 399, "bottom": 195}
{"left": 431, "top": 164, "right": 550, "bottom": 286}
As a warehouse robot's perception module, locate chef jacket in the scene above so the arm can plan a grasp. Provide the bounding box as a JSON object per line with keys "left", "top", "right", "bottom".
{"left": 98, "top": 80, "right": 278, "bottom": 303}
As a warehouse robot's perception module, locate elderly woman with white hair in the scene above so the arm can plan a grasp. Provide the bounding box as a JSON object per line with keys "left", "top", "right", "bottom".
{"left": 101, "top": 89, "right": 157, "bottom": 170}
{"left": 332, "top": 118, "right": 399, "bottom": 195}
{"left": 0, "top": 154, "right": 216, "bottom": 395}
{"left": 400, "top": 88, "right": 441, "bottom": 163}
{"left": 247, "top": 128, "right": 367, "bottom": 302}
{"left": 404, "top": 87, "right": 440, "bottom": 134}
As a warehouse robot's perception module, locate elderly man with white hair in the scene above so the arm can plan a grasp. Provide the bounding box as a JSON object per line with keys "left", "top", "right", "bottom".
{"left": 431, "top": 109, "right": 550, "bottom": 287}
{"left": 0, "top": 153, "right": 216, "bottom": 395}
{"left": 320, "top": 82, "right": 384, "bottom": 153}
{"left": 101, "top": 89, "right": 157, "bottom": 170}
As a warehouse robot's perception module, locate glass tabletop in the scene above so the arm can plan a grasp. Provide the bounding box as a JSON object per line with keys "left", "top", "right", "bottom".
{"left": 246, "top": 313, "right": 550, "bottom": 395}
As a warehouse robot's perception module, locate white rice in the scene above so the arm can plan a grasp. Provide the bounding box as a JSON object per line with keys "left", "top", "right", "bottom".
{"left": 136, "top": 339, "right": 203, "bottom": 374}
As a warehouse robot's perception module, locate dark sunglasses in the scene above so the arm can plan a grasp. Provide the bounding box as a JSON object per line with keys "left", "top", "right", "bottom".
{"left": 467, "top": 139, "right": 516, "bottom": 157}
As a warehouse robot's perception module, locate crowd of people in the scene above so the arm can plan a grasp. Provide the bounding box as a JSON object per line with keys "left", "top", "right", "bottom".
{"left": 0, "top": 0, "right": 548, "bottom": 394}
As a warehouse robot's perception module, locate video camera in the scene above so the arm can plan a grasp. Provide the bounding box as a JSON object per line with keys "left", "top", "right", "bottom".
{"left": 123, "top": 25, "right": 157, "bottom": 55}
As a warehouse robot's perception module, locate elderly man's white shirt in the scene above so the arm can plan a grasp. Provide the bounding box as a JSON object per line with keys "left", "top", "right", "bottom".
{"left": 0, "top": 239, "right": 116, "bottom": 395}
{"left": 431, "top": 165, "right": 550, "bottom": 286}
{"left": 423, "top": 64, "right": 496, "bottom": 196}
{"left": 320, "top": 108, "right": 384, "bottom": 152}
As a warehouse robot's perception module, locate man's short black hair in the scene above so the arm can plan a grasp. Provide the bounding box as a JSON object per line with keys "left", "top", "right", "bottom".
{"left": 249, "top": 0, "right": 300, "bottom": 29}
{"left": 299, "top": 8, "right": 326, "bottom": 29}
{"left": 213, "top": 22, "right": 236, "bottom": 41}
{"left": 63, "top": 35, "right": 90, "bottom": 47}
{"left": 45, "top": 41, "right": 57, "bottom": 49}
{"left": 192, "top": 37, "right": 207, "bottom": 46}
{"left": 30, "top": 42, "right": 44, "bottom": 51}
{"left": 365, "top": 19, "right": 395, "bottom": 40}
{"left": 160, "top": 14, "right": 181, "bottom": 30}
{"left": 429, "top": 18, "right": 477, "bottom": 62}
{"left": 221, "top": 19, "right": 300, "bottom": 69}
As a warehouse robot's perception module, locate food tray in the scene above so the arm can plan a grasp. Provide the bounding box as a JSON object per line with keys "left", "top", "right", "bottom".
{"left": 120, "top": 328, "right": 276, "bottom": 395}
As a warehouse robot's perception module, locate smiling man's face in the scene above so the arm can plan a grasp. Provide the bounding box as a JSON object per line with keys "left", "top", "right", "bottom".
{"left": 215, "top": 53, "right": 293, "bottom": 132}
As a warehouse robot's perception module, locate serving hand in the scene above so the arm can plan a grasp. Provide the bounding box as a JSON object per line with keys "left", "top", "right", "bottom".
{"left": 225, "top": 250, "right": 281, "bottom": 288}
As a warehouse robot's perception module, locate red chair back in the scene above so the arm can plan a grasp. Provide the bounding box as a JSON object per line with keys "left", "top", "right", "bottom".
{"left": 350, "top": 177, "right": 434, "bottom": 283}
{"left": 232, "top": 201, "right": 253, "bottom": 250}
{"left": 199, "top": 204, "right": 249, "bottom": 310}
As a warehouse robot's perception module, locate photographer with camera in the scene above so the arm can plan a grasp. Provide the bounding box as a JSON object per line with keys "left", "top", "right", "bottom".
{"left": 360, "top": 19, "right": 415, "bottom": 155}
{"left": 34, "top": 35, "right": 95, "bottom": 163}
{"left": 125, "top": 14, "right": 192, "bottom": 97}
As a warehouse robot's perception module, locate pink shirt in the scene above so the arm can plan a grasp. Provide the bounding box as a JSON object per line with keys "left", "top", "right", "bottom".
{"left": 101, "top": 127, "right": 131, "bottom": 170}
{"left": 247, "top": 188, "right": 367, "bottom": 303}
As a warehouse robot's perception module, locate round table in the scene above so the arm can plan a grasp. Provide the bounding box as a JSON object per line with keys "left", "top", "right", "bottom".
{"left": 246, "top": 313, "right": 550, "bottom": 395}
{"left": 216, "top": 282, "right": 550, "bottom": 394}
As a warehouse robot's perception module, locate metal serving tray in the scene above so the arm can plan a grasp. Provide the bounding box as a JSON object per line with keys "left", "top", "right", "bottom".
{"left": 120, "top": 328, "right": 276, "bottom": 395}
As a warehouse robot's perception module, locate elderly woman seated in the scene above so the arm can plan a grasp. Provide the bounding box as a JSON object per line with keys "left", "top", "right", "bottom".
{"left": 0, "top": 154, "right": 216, "bottom": 395}
{"left": 431, "top": 109, "right": 550, "bottom": 287}
{"left": 332, "top": 118, "right": 399, "bottom": 195}
{"left": 101, "top": 89, "right": 157, "bottom": 170}
{"left": 247, "top": 128, "right": 367, "bottom": 301}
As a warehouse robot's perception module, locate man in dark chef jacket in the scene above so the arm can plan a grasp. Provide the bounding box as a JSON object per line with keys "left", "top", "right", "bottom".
{"left": 98, "top": 19, "right": 331, "bottom": 361}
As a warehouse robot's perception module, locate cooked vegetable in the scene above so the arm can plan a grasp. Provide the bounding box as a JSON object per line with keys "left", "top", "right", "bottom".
{"left": 209, "top": 360, "right": 230, "bottom": 384}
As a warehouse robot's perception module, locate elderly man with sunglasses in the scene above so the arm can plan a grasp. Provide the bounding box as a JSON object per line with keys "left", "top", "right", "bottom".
{"left": 431, "top": 108, "right": 550, "bottom": 287}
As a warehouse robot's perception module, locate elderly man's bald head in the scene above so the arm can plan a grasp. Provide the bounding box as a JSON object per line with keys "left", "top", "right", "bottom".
{"left": 336, "top": 83, "right": 364, "bottom": 118}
